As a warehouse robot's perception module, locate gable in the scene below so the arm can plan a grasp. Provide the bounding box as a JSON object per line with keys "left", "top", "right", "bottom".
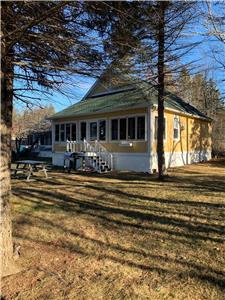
{"left": 50, "top": 69, "right": 211, "bottom": 122}
{"left": 85, "top": 70, "right": 134, "bottom": 99}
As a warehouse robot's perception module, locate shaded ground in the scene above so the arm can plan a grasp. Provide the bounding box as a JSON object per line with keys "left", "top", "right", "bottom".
{"left": 2, "top": 160, "right": 225, "bottom": 300}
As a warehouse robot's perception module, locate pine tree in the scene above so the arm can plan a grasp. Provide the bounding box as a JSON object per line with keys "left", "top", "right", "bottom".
{"left": 1, "top": 1, "right": 104, "bottom": 277}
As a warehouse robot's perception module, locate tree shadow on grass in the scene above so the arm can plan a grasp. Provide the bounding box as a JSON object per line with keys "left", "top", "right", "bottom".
{"left": 13, "top": 187, "right": 225, "bottom": 236}
{"left": 11, "top": 164, "right": 225, "bottom": 292}
{"left": 14, "top": 209, "right": 225, "bottom": 290}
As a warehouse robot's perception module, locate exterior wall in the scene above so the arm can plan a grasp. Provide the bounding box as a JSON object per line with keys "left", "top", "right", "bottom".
{"left": 52, "top": 107, "right": 148, "bottom": 154}
{"left": 52, "top": 151, "right": 150, "bottom": 172}
{"left": 151, "top": 109, "right": 212, "bottom": 171}
{"left": 53, "top": 141, "right": 147, "bottom": 153}
{"left": 38, "top": 151, "right": 53, "bottom": 158}
{"left": 52, "top": 106, "right": 212, "bottom": 172}
{"left": 52, "top": 107, "right": 151, "bottom": 172}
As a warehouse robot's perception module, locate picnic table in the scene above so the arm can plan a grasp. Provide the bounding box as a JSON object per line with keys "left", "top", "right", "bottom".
{"left": 14, "top": 160, "right": 48, "bottom": 181}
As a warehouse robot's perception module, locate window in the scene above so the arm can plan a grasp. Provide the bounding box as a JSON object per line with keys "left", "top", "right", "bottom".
{"left": 90, "top": 122, "right": 97, "bottom": 141}
{"left": 99, "top": 120, "right": 106, "bottom": 141}
{"left": 154, "top": 116, "right": 166, "bottom": 140}
{"left": 80, "top": 122, "right": 86, "bottom": 140}
{"left": 137, "top": 116, "right": 145, "bottom": 140}
{"left": 55, "top": 123, "right": 77, "bottom": 142}
{"left": 111, "top": 115, "right": 146, "bottom": 141}
{"left": 173, "top": 116, "right": 180, "bottom": 140}
{"left": 128, "top": 117, "right": 136, "bottom": 139}
{"left": 60, "top": 124, "right": 65, "bottom": 142}
{"left": 55, "top": 124, "right": 59, "bottom": 142}
{"left": 111, "top": 119, "right": 118, "bottom": 140}
{"left": 66, "top": 124, "right": 71, "bottom": 141}
{"left": 71, "top": 123, "right": 76, "bottom": 141}
{"left": 120, "top": 118, "right": 127, "bottom": 140}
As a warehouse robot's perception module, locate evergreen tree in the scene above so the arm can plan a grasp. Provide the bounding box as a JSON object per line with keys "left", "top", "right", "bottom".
{"left": 1, "top": 1, "right": 104, "bottom": 277}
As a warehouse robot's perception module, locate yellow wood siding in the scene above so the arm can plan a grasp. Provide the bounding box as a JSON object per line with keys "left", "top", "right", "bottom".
{"left": 53, "top": 108, "right": 147, "bottom": 153}
{"left": 152, "top": 110, "right": 211, "bottom": 153}
{"left": 53, "top": 141, "right": 147, "bottom": 153}
{"left": 53, "top": 107, "right": 211, "bottom": 155}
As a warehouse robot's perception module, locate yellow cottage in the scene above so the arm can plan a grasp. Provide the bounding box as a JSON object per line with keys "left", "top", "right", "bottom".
{"left": 49, "top": 74, "right": 212, "bottom": 173}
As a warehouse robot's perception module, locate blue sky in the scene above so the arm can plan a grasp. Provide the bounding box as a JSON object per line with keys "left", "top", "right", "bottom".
{"left": 14, "top": 2, "right": 224, "bottom": 113}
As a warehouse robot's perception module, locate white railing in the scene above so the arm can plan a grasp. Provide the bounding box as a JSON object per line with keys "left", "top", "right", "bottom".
{"left": 66, "top": 139, "right": 113, "bottom": 172}
{"left": 94, "top": 140, "right": 113, "bottom": 171}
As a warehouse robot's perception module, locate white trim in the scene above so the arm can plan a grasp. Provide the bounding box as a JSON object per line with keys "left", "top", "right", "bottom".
{"left": 52, "top": 120, "right": 78, "bottom": 144}
{"left": 147, "top": 106, "right": 152, "bottom": 172}
{"left": 78, "top": 118, "right": 107, "bottom": 142}
{"left": 173, "top": 115, "right": 180, "bottom": 142}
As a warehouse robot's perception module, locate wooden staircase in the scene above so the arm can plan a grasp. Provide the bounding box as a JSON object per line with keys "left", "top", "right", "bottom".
{"left": 66, "top": 139, "right": 113, "bottom": 173}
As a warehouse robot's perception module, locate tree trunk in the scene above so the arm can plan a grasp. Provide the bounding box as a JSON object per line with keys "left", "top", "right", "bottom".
{"left": 1, "top": 3, "right": 19, "bottom": 278}
{"left": 157, "top": 1, "right": 166, "bottom": 180}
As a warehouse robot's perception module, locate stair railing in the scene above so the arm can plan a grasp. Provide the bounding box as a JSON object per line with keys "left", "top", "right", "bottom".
{"left": 94, "top": 140, "right": 113, "bottom": 171}
{"left": 66, "top": 139, "right": 113, "bottom": 172}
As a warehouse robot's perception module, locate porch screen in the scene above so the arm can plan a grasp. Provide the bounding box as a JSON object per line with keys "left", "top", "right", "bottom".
{"left": 55, "top": 124, "right": 59, "bottom": 142}
{"left": 99, "top": 120, "right": 106, "bottom": 140}
{"left": 71, "top": 124, "right": 76, "bottom": 141}
{"left": 90, "top": 122, "right": 97, "bottom": 141}
{"left": 80, "top": 122, "right": 86, "bottom": 140}
{"left": 128, "top": 117, "right": 136, "bottom": 139}
{"left": 137, "top": 116, "right": 145, "bottom": 139}
{"left": 60, "top": 124, "right": 65, "bottom": 142}
{"left": 111, "top": 119, "right": 118, "bottom": 140}
{"left": 66, "top": 124, "right": 71, "bottom": 141}
{"left": 120, "top": 118, "right": 127, "bottom": 140}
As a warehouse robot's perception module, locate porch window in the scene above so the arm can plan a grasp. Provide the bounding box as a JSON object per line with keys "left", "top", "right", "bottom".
{"left": 99, "top": 120, "right": 106, "bottom": 141}
{"left": 128, "top": 117, "right": 136, "bottom": 139}
{"left": 137, "top": 116, "right": 145, "bottom": 140}
{"left": 154, "top": 116, "right": 166, "bottom": 140}
{"left": 60, "top": 124, "right": 65, "bottom": 142}
{"left": 55, "top": 124, "right": 59, "bottom": 142}
{"left": 90, "top": 122, "right": 97, "bottom": 141}
{"left": 173, "top": 116, "right": 180, "bottom": 140}
{"left": 71, "top": 123, "right": 76, "bottom": 141}
{"left": 66, "top": 124, "right": 71, "bottom": 141}
{"left": 80, "top": 122, "right": 86, "bottom": 140}
{"left": 119, "top": 118, "right": 127, "bottom": 140}
{"left": 111, "top": 119, "right": 118, "bottom": 140}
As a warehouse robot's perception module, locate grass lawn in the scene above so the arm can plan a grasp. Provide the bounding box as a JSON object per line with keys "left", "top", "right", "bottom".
{"left": 2, "top": 160, "right": 225, "bottom": 300}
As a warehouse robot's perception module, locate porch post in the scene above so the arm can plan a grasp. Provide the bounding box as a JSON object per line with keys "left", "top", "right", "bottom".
{"left": 147, "top": 106, "right": 152, "bottom": 173}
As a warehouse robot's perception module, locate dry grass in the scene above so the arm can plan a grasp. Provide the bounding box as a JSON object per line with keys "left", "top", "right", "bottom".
{"left": 2, "top": 160, "right": 225, "bottom": 300}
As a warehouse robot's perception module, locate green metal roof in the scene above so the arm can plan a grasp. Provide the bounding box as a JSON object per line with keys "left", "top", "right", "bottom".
{"left": 50, "top": 83, "right": 210, "bottom": 121}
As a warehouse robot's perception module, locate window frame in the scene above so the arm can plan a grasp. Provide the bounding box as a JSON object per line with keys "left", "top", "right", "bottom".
{"left": 89, "top": 121, "right": 98, "bottom": 141}
{"left": 80, "top": 121, "right": 87, "bottom": 141}
{"left": 54, "top": 121, "right": 78, "bottom": 143}
{"left": 79, "top": 118, "right": 107, "bottom": 142}
{"left": 173, "top": 115, "right": 180, "bottom": 141}
{"left": 98, "top": 119, "right": 107, "bottom": 141}
{"left": 109, "top": 114, "right": 147, "bottom": 142}
{"left": 128, "top": 117, "right": 136, "bottom": 140}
